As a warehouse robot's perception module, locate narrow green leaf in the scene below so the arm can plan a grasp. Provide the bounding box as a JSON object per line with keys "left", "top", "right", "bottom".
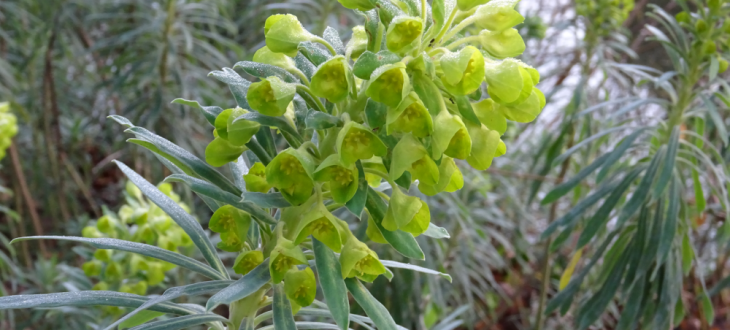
{"left": 273, "top": 283, "right": 297, "bottom": 330}
{"left": 313, "top": 238, "right": 350, "bottom": 330}
{"left": 364, "top": 99, "right": 388, "bottom": 130}
{"left": 552, "top": 126, "right": 628, "bottom": 166}
{"left": 681, "top": 233, "right": 693, "bottom": 275}
{"left": 323, "top": 26, "right": 345, "bottom": 55}
{"left": 692, "top": 169, "right": 705, "bottom": 211}
{"left": 596, "top": 128, "right": 645, "bottom": 183}
{"left": 365, "top": 187, "right": 425, "bottom": 260}
{"left": 618, "top": 146, "right": 666, "bottom": 225}
{"left": 11, "top": 236, "right": 225, "bottom": 281}
{"left": 206, "top": 260, "right": 270, "bottom": 311}
{"left": 542, "top": 152, "right": 612, "bottom": 205}
{"left": 209, "top": 67, "right": 251, "bottom": 109}
{"left": 577, "top": 167, "right": 644, "bottom": 248}
{"left": 699, "top": 293, "right": 714, "bottom": 324}
{"left": 704, "top": 94, "right": 728, "bottom": 146}
{"left": 165, "top": 174, "right": 277, "bottom": 225}
{"left": 345, "top": 161, "right": 367, "bottom": 217}
{"left": 345, "top": 278, "right": 398, "bottom": 330}
{"left": 653, "top": 127, "right": 679, "bottom": 197}
{"left": 708, "top": 274, "right": 730, "bottom": 297}
{"left": 379, "top": 260, "right": 452, "bottom": 282}
{"left": 542, "top": 180, "right": 620, "bottom": 239}
{"left": 423, "top": 223, "right": 450, "bottom": 239}
{"left": 119, "top": 311, "right": 165, "bottom": 329}
{"left": 0, "top": 291, "right": 196, "bottom": 315}
{"left": 305, "top": 110, "right": 343, "bottom": 130}
{"left": 241, "top": 192, "right": 291, "bottom": 208}
{"left": 234, "top": 61, "right": 300, "bottom": 84}
{"left": 171, "top": 98, "right": 223, "bottom": 127}
{"left": 636, "top": 199, "right": 664, "bottom": 277}
{"left": 615, "top": 277, "right": 646, "bottom": 330}
{"left": 128, "top": 314, "right": 228, "bottom": 330}
{"left": 576, "top": 249, "right": 630, "bottom": 329}
{"left": 115, "top": 161, "right": 228, "bottom": 279}
{"left": 298, "top": 41, "right": 332, "bottom": 66}
{"left": 657, "top": 177, "right": 679, "bottom": 264}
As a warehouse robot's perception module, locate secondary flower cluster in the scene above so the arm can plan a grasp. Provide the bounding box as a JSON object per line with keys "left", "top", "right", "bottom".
{"left": 81, "top": 181, "right": 193, "bottom": 306}
{"left": 0, "top": 102, "right": 17, "bottom": 161}
{"left": 201, "top": 0, "right": 543, "bottom": 310}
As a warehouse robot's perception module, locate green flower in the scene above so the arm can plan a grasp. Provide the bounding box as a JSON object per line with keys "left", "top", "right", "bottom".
{"left": 244, "top": 162, "right": 272, "bottom": 193}
{"left": 457, "top": 0, "right": 490, "bottom": 11}
{"left": 474, "top": 0, "right": 524, "bottom": 32}
{"left": 96, "top": 215, "right": 117, "bottom": 235}
{"left": 483, "top": 59, "right": 534, "bottom": 105}
{"left": 205, "top": 136, "right": 247, "bottom": 167}
{"left": 346, "top": 26, "right": 368, "bottom": 60}
{"left": 105, "top": 261, "right": 122, "bottom": 280}
{"left": 366, "top": 62, "right": 410, "bottom": 107}
{"left": 93, "top": 249, "right": 112, "bottom": 262}
{"left": 336, "top": 121, "right": 387, "bottom": 165}
{"left": 336, "top": 0, "right": 375, "bottom": 11}
{"left": 382, "top": 186, "right": 429, "bottom": 234}
{"left": 266, "top": 148, "right": 316, "bottom": 206}
{"left": 269, "top": 237, "right": 308, "bottom": 283}
{"left": 92, "top": 282, "right": 109, "bottom": 291}
{"left": 214, "top": 108, "right": 233, "bottom": 140}
{"left": 157, "top": 236, "right": 178, "bottom": 252}
{"left": 471, "top": 98, "right": 507, "bottom": 134}
{"left": 418, "top": 157, "right": 464, "bottom": 196}
{"left": 264, "top": 14, "right": 316, "bottom": 57}
{"left": 253, "top": 46, "right": 299, "bottom": 74}
{"left": 386, "top": 92, "right": 434, "bottom": 137}
{"left": 227, "top": 107, "right": 261, "bottom": 146}
{"left": 82, "top": 226, "right": 103, "bottom": 238}
{"left": 479, "top": 29, "right": 525, "bottom": 58}
{"left": 134, "top": 224, "right": 156, "bottom": 244}
{"left": 495, "top": 88, "right": 545, "bottom": 123}
{"left": 311, "top": 56, "right": 353, "bottom": 103}
{"left": 401, "top": 199, "right": 431, "bottom": 236}
{"left": 432, "top": 110, "right": 472, "bottom": 160}
{"left": 209, "top": 205, "right": 251, "bottom": 252}
{"left": 82, "top": 260, "right": 102, "bottom": 277}
{"left": 362, "top": 157, "right": 387, "bottom": 187}
{"left": 439, "top": 46, "right": 485, "bottom": 96}
{"left": 465, "top": 123, "right": 502, "bottom": 170}
{"left": 247, "top": 76, "right": 296, "bottom": 117}
{"left": 291, "top": 204, "right": 344, "bottom": 252}
{"left": 218, "top": 231, "right": 244, "bottom": 252}
{"left": 314, "top": 154, "right": 359, "bottom": 204}
{"left": 386, "top": 16, "right": 423, "bottom": 55}
{"left": 284, "top": 267, "right": 317, "bottom": 307}
{"left": 339, "top": 237, "right": 386, "bottom": 282}
{"left": 390, "top": 134, "right": 439, "bottom": 185}
{"left": 233, "top": 250, "right": 264, "bottom": 275}
{"left": 146, "top": 262, "right": 165, "bottom": 286}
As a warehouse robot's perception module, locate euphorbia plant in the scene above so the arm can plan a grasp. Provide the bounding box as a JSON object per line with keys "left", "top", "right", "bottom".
{"left": 0, "top": 0, "right": 542, "bottom": 329}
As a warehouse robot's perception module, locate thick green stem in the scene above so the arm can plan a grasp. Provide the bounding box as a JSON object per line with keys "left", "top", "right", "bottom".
{"left": 230, "top": 287, "right": 268, "bottom": 329}
{"left": 434, "top": 8, "right": 459, "bottom": 45}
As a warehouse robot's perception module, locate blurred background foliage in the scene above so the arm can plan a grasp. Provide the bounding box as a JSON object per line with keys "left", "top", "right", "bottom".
{"left": 0, "top": 0, "right": 729, "bottom": 329}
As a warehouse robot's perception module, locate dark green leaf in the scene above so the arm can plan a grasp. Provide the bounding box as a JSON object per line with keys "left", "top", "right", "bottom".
{"left": 596, "top": 128, "right": 646, "bottom": 182}
{"left": 353, "top": 51, "right": 401, "bottom": 80}
{"left": 345, "top": 161, "right": 367, "bottom": 217}
{"left": 209, "top": 67, "right": 251, "bottom": 108}
{"left": 306, "top": 110, "right": 343, "bottom": 130}
{"left": 323, "top": 27, "right": 345, "bottom": 55}
{"left": 365, "top": 187, "right": 425, "bottom": 260}
{"left": 273, "top": 283, "right": 297, "bottom": 330}
{"left": 576, "top": 249, "right": 630, "bottom": 329}
{"left": 364, "top": 99, "right": 388, "bottom": 130}
{"left": 298, "top": 41, "right": 332, "bottom": 66}
{"left": 115, "top": 161, "right": 228, "bottom": 278}
{"left": 615, "top": 276, "right": 646, "bottom": 330}
{"left": 294, "top": 53, "right": 316, "bottom": 80}
{"left": 618, "top": 146, "right": 666, "bottom": 225}
{"left": 699, "top": 293, "right": 714, "bottom": 324}
{"left": 542, "top": 180, "right": 620, "bottom": 239}
{"left": 313, "top": 238, "right": 350, "bottom": 330}
{"left": 542, "top": 152, "right": 612, "bottom": 205}
{"left": 206, "top": 260, "right": 270, "bottom": 311}
{"left": 552, "top": 126, "right": 628, "bottom": 166}
{"left": 345, "top": 278, "right": 398, "bottom": 330}
{"left": 657, "top": 177, "right": 679, "bottom": 264}
{"left": 692, "top": 169, "right": 705, "bottom": 211}
{"left": 653, "top": 127, "right": 679, "bottom": 197}
{"left": 234, "top": 61, "right": 300, "bottom": 84}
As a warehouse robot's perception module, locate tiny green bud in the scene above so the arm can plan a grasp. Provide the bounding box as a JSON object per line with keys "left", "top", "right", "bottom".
{"left": 339, "top": 237, "right": 386, "bottom": 282}
{"left": 474, "top": 0, "right": 524, "bottom": 32}
{"left": 205, "top": 137, "right": 247, "bottom": 167}
{"left": 214, "top": 109, "right": 233, "bottom": 140}
{"left": 284, "top": 267, "right": 317, "bottom": 307}
{"left": 675, "top": 11, "right": 690, "bottom": 24}
{"left": 386, "top": 16, "right": 424, "bottom": 55}
{"left": 366, "top": 62, "right": 411, "bottom": 107}
{"left": 439, "top": 46, "right": 486, "bottom": 96}
{"left": 291, "top": 204, "right": 344, "bottom": 252}
{"left": 465, "top": 123, "right": 502, "bottom": 170}
{"left": 157, "top": 236, "right": 178, "bottom": 252}
{"left": 234, "top": 250, "right": 264, "bottom": 275}
{"left": 479, "top": 29, "right": 526, "bottom": 58}
{"left": 390, "top": 134, "right": 439, "bottom": 185}
{"left": 708, "top": 0, "right": 721, "bottom": 13}
{"left": 146, "top": 262, "right": 165, "bottom": 286}
{"left": 346, "top": 26, "right": 369, "bottom": 60}
{"left": 105, "top": 261, "right": 122, "bottom": 280}
{"left": 83, "top": 260, "right": 103, "bottom": 277}
{"left": 695, "top": 19, "right": 708, "bottom": 33}
{"left": 134, "top": 224, "right": 156, "bottom": 244}
{"left": 96, "top": 215, "right": 117, "bottom": 235}
{"left": 418, "top": 157, "right": 464, "bottom": 195}
{"left": 471, "top": 98, "right": 507, "bottom": 134}
{"left": 382, "top": 186, "right": 424, "bottom": 231}
{"left": 270, "top": 237, "right": 308, "bottom": 283}
{"left": 314, "top": 154, "right": 359, "bottom": 204}
{"left": 247, "top": 76, "right": 296, "bottom": 117}
{"left": 133, "top": 281, "right": 148, "bottom": 295}
{"left": 227, "top": 107, "right": 261, "bottom": 146}
{"left": 336, "top": 121, "right": 388, "bottom": 165}
{"left": 386, "top": 92, "right": 434, "bottom": 137}
{"left": 130, "top": 254, "right": 149, "bottom": 274}
{"left": 94, "top": 249, "right": 112, "bottom": 262}
{"left": 150, "top": 216, "right": 172, "bottom": 231}
{"left": 336, "top": 0, "right": 375, "bottom": 11}
{"left": 266, "top": 148, "right": 316, "bottom": 206}
{"left": 432, "top": 110, "right": 472, "bottom": 160}
{"left": 264, "top": 14, "right": 316, "bottom": 57}
{"left": 704, "top": 41, "right": 717, "bottom": 55}
{"left": 311, "top": 56, "right": 354, "bottom": 102}
{"left": 244, "top": 162, "right": 272, "bottom": 193}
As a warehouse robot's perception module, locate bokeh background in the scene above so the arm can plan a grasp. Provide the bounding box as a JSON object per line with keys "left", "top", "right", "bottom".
{"left": 1, "top": 0, "right": 729, "bottom": 329}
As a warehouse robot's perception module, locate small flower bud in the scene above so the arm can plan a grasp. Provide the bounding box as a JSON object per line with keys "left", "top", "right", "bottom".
{"left": 719, "top": 59, "right": 729, "bottom": 74}
{"left": 439, "top": 46, "right": 486, "bottom": 96}
{"left": 311, "top": 56, "right": 354, "bottom": 102}
{"left": 247, "top": 76, "right": 296, "bottom": 117}
{"left": 675, "top": 11, "right": 690, "bottom": 24}
{"left": 92, "top": 281, "right": 109, "bottom": 291}
{"left": 125, "top": 180, "right": 143, "bottom": 201}
{"left": 82, "top": 260, "right": 103, "bottom": 277}
{"left": 264, "top": 14, "right": 316, "bottom": 57}
{"left": 244, "top": 162, "right": 272, "bottom": 193}
{"left": 130, "top": 254, "right": 148, "bottom": 274}
{"left": 284, "top": 267, "right": 317, "bottom": 307}
{"left": 465, "top": 123, "right": 502, "bottom": 170}
{"left": 336, "top": 121, "right": 388, "bottom": 165}
{"left": 227, "top": 107, "right": 261, "bottom": 146}
{"left": 134, "top": 224, "right": 156, "bottom": 244}
{"left": 205, "top": 137, "right": 247, "bottom": 167}
{"left": 386, "top": 16, "right": 424, "bottom": 55}
{"left": 366, "top": 62, "right": 411, "bottom": 107}
{"left": 266, "top": 148, "right": 316, "bottom": 206}
{"left": 314, "top": 154, "right": 359, "bottom": 204}
{"left": 387, "top": 92, "right": 434, "bottom": 137}
{"left": 495, "top": 88, "right": 545, "bottom": 123}
{"left": 704, "top": 41, "right": 717, "bottom": 55}
{"left": 340, "top": 237, "right": 386, "bottom": 282}
{"left": 105, "top": 261, "right": 123, "bottom": 280}
{"left": 479, "top": 29, "right": 526, "bottom": 59}
{"left": 474, "top": 0, "right": 524, "bottom": 32}
{"left": 401, "top": 199, "right": 431, "bottom": 236}
{"left": 695, "top": 19, "right": 708, "bottom": 33}
{"left": 218, "top": 231, "right": 244, "bottom": 252}
{"left": 234, "top": 250, "right": 264, "bottom": 275}
{"left": 390, "top": 134, "right": 439, "bottom": 185}
{"left": 254, "top": 46, "right": 298, "bottom": 73}
{"left": 432, "top": 110, "right": 472, "bottom": 160}
{"left": 484, "top": 59, "right": 532, "bottom": 105}
{"left": 418, "top": 157, "right": 464, "bottom": 195}
{"left": 82, "top": 226, "right": 103, "bottom": 238}
{"left": 96, "top": 215, "right": 117, "bottom": 235}
{"left": 214, "top": 108, "right": 233, "bottom": 140}
{"left": 270, "top": 237, "right": 308, "bottom": 283}
{"left": 94, "top": 249, "right": 112, "bottom": 262}
{"left": 133, "top": 281, "right": 148, "bottom": 295}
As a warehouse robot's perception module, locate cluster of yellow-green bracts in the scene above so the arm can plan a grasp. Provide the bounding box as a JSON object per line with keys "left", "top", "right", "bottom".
{"left": 80, "top": 181, "right": 194, "bottom": 315}
{"left": 197, "top": 0, "right": 543, "bottom": 315}
{"left": 0, "top": 102, "right": 18, "bottom": 161}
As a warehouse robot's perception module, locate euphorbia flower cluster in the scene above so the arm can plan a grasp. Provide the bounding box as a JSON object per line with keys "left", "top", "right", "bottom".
{"left": 0, "top": 102, "right": 17, "bottom": 161}
{"left": 199, "top": 0, "right": 542, "bottom": 315}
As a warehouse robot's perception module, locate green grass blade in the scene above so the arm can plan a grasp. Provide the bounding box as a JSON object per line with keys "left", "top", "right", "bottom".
{"left": 313, "top": 238, "right": 350, "bottom": 330}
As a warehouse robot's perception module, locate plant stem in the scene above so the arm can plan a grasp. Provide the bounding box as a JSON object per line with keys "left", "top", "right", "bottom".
{"left": 434, "top": 7, "right": 459, "bottom": 45}
{"left": 421, "top": 0, "right": 427, "bottom": 24}
{"left": 313, "top": 37, "right": 337, "bottom": 56}
{"left": 441, "top": 15, "right": 476, "bottom": 45}
{"left": 295, "top": 84, "right": 327, "bottom": 113}
{"left": 445, "top": 35, "right": 481, "bottom": 50}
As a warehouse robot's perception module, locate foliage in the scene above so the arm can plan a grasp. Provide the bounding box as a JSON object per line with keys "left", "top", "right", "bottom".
{"left": 0, "top": 102, "right": 17, "bottom": 162}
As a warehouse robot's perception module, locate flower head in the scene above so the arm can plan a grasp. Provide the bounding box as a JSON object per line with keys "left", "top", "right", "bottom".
{"left": 284, "top": 267, "right": 317, "bottom": 307}
{"left": 439, "top": 46, "right": 485, "bottom": 96}
{"left": 382, "top": 186, "right": 429, "bottom": 234}
{"left": 244, "top": 162, "right": 272, "bottom": 193}
{"left": 233, "top": 250, "right": 264, "bottom": 275}
{"left": 366, "top": 62, "right": 410, "bottom": 107}
{"left": 247, "top": 76, "right": 296, "bottom": 117}
{"left": 432, "top": 110, "right": 472, "bottom": 160}
{"left": 264, "top": 14, "right": 315, "bottom": 57}
{"left": 205, "top": 136, "right": 247, "bottom": 167}
{"left": 386, "top": 16, "right": 423, "bottom": 55}
{"left": 471, "top": 98, "right": 507, "bottom": 134}
{"left": 479, "top": 29, "right": 526, "bottom": 59}
{"left": 387, "top": 92, "right": 434, "bottom": 137}
{"left": 269, "top": 237, "right": 308, "bottom": 283}
{"left": 226, "top": 107, "right": 261, "bottom": 146}
{"left": 474, "top": 0, "right": 525, "bottom": 32}
{"left": 266, "top": 148, "right": 316, "bottom": 205}
{"left": 418, "top": 157, "right": 464, "bottom": 195}
{"left": 253, "top": 46, "right": 298, "bottom": 73}
{"left": 314, "top": 154, "right": 359, "bottom": 204}
{"left": 311, "top": 56, "right": 353, "bottom": 103}
{"left": 465, "top": 123, "right": 502, "bottom": 171}
{"left": 336, "top": 121, "right": 387, "bottom": 166}
{"left": 390, "top": 134, "right": 439, "bottom": 185}
{"left": 291, "top": 204, "right": 344, "bottom": 252}
{"left": 340, "top": 238, "right": 386, "bottom": 282}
